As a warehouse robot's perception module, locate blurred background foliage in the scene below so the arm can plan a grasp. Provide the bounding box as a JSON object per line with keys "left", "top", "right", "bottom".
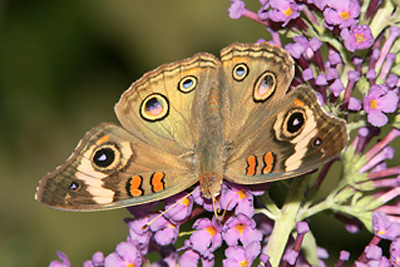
{"left": 0, "top": 1, "right": 390, "bottom": 266}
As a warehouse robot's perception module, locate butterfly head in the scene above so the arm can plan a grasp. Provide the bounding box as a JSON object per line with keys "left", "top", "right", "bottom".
{"left": 198, "top": 173, "right": 223, "bottom": 199}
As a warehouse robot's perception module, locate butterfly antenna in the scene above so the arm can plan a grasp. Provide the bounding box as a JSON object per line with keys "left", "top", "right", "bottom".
{"left": 143, "top": 189, "right": 197, "bottom": 230}
{"left": 212, "top": 197, "right": 220, "bottom": 220}
{"left": 219, "top": 199, "right": 233, "bottom": 222}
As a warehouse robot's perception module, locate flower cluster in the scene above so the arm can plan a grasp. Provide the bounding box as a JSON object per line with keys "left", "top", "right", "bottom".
{"left": 49, "top": 0, "right": 400, "bottom": 266}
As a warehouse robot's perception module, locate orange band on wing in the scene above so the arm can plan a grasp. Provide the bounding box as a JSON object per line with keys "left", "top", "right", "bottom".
{"left": 127, "top": 175, "right": 143, "bottom": 197}
{"left": 262, "top": 152, "right": 275, "bottom": 174}
{"left": 151, "top": 172, "right": 165, "bottom": 193}
{"left": 246, "top": 155, "right": 258, "bottom": 176}
{"left": 96, "top": 135, "right": 110, "bottom": 145}
{"left": 294, "top": 98, "right": 305, "bottom": 107}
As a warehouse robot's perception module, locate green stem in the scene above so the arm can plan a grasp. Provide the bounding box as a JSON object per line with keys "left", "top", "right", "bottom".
{"left": 298, "top": 201, "right": 330, "bottom": 221}
{"left": 264, "top": 176, "right": 310, "bottom": 267}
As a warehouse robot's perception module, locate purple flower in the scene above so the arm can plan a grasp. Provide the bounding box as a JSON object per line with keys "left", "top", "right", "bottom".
{"left": 126, "top": 216, "right": 154, "bottom": 254}
{"left": 316, "top": 74, "right": 328, "bottom": 86}
{"left": 178, "top": 248, "right": 214, "bottom": 267}
{"left": 220, "top": 183, "right": 255, "bottom": 217}
{"left": 283, "top": 249, "right": 299, "bottom": 265}
{"left": 126, "top": 202, "right": 158, "bottom": 218}
{"left": 164, "top": 192, "right": 194, "bottom": 222}
{"left": 365, "top": 245, "right": 383, "bottom": 260}
{"left": 193, "top": 185, "right": 222, "bottom": 213}
{"left": 83, "top": 252, "right": 105, "bottom": 267}
{"left": 222, "top": 241, "right": 261, "bottom": 267}
{"left": 302, "top": 68, "right": 314, "bottom": 81}
{"left": 323, "top": 0, "right": 360, "bottom": 28}
{"left": 386, "top": 74, "right": 399, "bottom": 88}
{"left": 329, "top": 79, "right": 345, "bottom": 97}
{"left": 328, "top": 52, "right": 342, "bottom": 65}
{"left": 372, "top": 212, "right": 400, "bottom": 241}
{"left": 49, "top": 251, "right": 71, "bottom": 267}
{"left": 190, "top": 217, "right": 223, "bottom": 255}
{"left": 228, "top": 0, "right": 247, "bottom": 19}
{"left": 150, "top": 215, "right": 179, "bottom": 246}
{"left": 363, "top": 85, "right": 399, "bottom": 127}
{"left": 390, "top": 238, "right": 400, "bottom": 266}
{"left": 326, "top": 68, "right": 339, "bottom": 81}
{"left": 264, "top": 0, "right": 300, "bottom": 27}
{"left": 151, "top": 245, "right": 179, "bottom": 267}
{"left": 366, "top": 69, "right": 377, "bottom": 81}
{"left": 339, "top": 250, "right": 350, "bottom": 263}
{"left": 307, "top": 0, "right": 327, "bottom": 10}
{"left": 222, "top": 213, "right": 263, "bottom": 247}
{"left": 340, "top": 25, "right": 374, "bottom": 52}
{"left": 348, "top": 97, "right": 362, "bottom": 111}
{"left": 104, "top": 242, "right": 142, "bottom": 267}
{"left": 285, "top": 42, "right": 306, "bottom": 59}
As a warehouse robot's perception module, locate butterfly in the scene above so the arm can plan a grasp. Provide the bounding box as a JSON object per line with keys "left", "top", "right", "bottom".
{"left": 35, "top": 42, "right": 348, "bottom": 211}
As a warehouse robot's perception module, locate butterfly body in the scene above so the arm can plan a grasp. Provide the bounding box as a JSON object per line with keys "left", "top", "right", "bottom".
{"left": 36, "top": 42, "right": 347, "bottom": 211}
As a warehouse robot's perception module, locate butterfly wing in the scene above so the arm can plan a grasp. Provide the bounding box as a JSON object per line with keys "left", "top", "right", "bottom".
{"left": 224, "top": 85, "right": 347, "bottom": 183}
{"left": 35, "top": 123, "right": 199, "bottom": 211}
{"left": 219, "top": 42, "right": 295, "bottom": 143}
{"left": 219, "top": 43, "right": 347, "bottom": 184}
{"left": 37, "top": 52, "right": 222, "bottom": 211}
{"left": 115, "top": 52, "right": 220, "bottom": 155}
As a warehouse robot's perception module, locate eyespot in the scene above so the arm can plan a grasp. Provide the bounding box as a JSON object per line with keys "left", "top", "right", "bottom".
{"left": 91, "top": 143, "right": 121, "bottom": 171}
{"left": 93, "top": 148, "right": 115, "bottom": 167}
{"left": 178, "top": 75, "right": 197, "bottom": 93}
{"left": 140, "top": 93, "right": 169, "bottom": 122}
{"left": 232, "top": 63, "right": 249, "bottom": 81}
{"left": 282, "top": 108, "right": 306, "bottom": 137}
{"left": 313, "top": 137, "right": 322, "bottom": 147}
{"left": 69, "top": 181, "right": 80, "bottom": 191}
{"left": 253, "top": 71, "right": 276, "bottom": 102}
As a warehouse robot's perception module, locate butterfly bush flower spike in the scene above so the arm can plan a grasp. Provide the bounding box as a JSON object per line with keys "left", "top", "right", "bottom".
{"left": 45, "top": 0, "right": 400, "bottom": 266}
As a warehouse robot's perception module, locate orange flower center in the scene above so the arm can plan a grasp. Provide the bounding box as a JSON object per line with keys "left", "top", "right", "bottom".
{"left": 206, "top": 226, "right": 217, "bottom": 236}
{"left": 235, "top": 223, "right": 246, "bottom": 234}
{"left": 284, "top": 7, "right": 293, "bottom": 17}
{"left": 126, "top": 263, "right": 134, "bottom": 267}
{"left": 240, "top": 259, "right": 249, "bottom": 267}
{"left": 340, "top": 11, "right": 350, "bottom": 20}
{"left": 370, "top": 100, "right": 378, "bottom": 109}
{"left": 181, "top": 197, "right": 191, "bottom": 206}
{"left": 237, "top": 190, "right": 247, "bottom": 200}
{"left": 355, "top": 33, "right": 366, "bottom": 44}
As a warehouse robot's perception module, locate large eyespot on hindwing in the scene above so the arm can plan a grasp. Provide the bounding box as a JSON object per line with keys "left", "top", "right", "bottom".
{"left": 253, "top": 71, "right": 276, "bottom": 102}
{"left": 232, "top": 63, "right": 249, "bottom": 81}
{"left": 178, "top": 75, "right": 197, "bottom": 93}
{"left": 274, "top": 108, "right": 307, "bottom": 141}
{"left": 140, "top": 93, "right": 169, "bottom": 122}
{"left": 282, "top": 108, "right": 306, "bottom": 138}
{"left": 91, "top": 143, "right": 121, "bottom": 171}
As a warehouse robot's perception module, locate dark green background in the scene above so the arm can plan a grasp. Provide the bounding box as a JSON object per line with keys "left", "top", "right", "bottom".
{"left": 0, "top": 1, "right": 385, "bottom": 266}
